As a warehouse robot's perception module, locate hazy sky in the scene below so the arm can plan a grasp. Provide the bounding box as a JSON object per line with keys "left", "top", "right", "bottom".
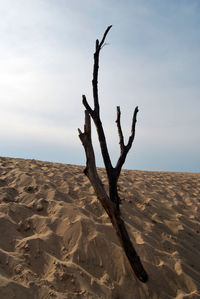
{"left": 0, "top": 0, "right": 199, "bottom": 172}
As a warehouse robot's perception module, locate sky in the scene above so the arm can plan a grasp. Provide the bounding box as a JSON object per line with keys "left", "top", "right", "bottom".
{"left": 0, "top": 0, "right": 199, "bottom": 172}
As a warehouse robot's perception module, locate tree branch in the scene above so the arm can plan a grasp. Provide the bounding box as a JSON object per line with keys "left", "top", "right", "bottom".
{"left": 84, "top": 26, "right": 113, "bottom": 176}
{"left": 79, "top": 26, "right": 148, "bottom": 283}
{"left": 92, "top": 25, "right": 112, "bottom": 114}
{"left": 115, "top": 106, "right": 139, "bottom": 178}
{"left": 99, "top": 25, "right": 112, "bottom": 50}
{"left": 127, "top": 106, "right": 139, "bottom": 150}
{"left": 82, "top": 95, "right": 94, "bottom": 117}
{"left": 116, "top": 106, "right": 125, "bottom": 153}
{"left": 78, "top": 111, "right": 148, "bottom": 283}
{"left": 78, "top": 111, "right": 115, "bottom": 217}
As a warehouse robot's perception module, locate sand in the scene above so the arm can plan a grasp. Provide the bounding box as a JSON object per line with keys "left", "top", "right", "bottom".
{"left": 0, "top": 156, "right": 199, "bottom": 299}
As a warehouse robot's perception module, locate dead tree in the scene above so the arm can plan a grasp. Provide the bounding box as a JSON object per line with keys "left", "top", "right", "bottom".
{"left": 78, "top": 26, "right": 148, "bottom": 283}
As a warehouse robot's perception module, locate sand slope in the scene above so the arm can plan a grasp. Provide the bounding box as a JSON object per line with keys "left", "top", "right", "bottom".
{"left": 0, "top": 156, "right": 199, "bottom": 298}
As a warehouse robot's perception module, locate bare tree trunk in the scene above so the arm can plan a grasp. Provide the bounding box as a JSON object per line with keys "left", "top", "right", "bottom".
{"left": 78, "top": 26, "right": 148, "bottom": 283}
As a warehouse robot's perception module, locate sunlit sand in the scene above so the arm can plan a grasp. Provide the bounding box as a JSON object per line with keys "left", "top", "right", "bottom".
{"left": 0, "top": 157, "right": 199, "bottom": 298}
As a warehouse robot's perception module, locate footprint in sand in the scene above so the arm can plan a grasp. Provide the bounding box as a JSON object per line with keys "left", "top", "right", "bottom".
{"left": 24, "top": 185, "right": 38, "bottom": 193}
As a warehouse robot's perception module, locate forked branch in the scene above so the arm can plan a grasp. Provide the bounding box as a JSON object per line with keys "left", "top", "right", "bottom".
{"left": 115, "top": 106, "right": 139, "bottom": 178}
{"left": 78, "top": 111, "right": 111, "bottom": 212}
{"left": 79, "top": 26, "right": 148, "bottom": 283}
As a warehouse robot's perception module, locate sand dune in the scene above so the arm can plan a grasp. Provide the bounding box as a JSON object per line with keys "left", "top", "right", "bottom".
{"left": 0, "top": 156, "right": 199, "bottom": 298}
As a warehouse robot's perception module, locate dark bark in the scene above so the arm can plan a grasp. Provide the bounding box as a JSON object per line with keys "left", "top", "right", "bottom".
{"left": 78, "top": 26, "right": 148, "bottom": 283}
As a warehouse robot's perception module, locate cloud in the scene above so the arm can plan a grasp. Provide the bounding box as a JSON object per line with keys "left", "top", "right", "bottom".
{"left": 0, "top": 0, "right": 199, "bottom": 171}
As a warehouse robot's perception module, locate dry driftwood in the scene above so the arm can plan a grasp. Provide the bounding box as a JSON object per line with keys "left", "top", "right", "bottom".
{"left": 78, "top": 26, "right": 148, "bottom": 283}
